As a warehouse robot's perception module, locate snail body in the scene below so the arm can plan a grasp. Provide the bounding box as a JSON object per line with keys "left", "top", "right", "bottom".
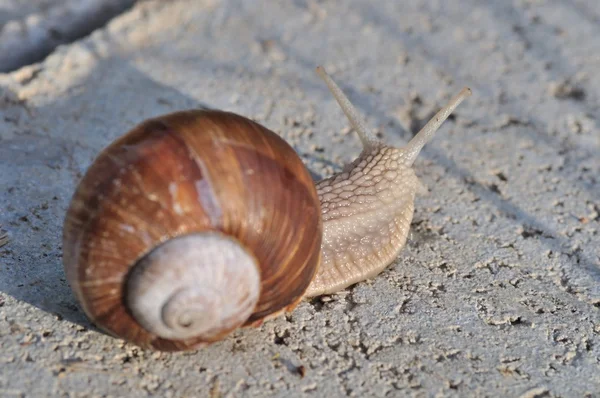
{"left": 307, "top": 68, "right": 471, "bottom": 296}
{"left": 62, "top": 66, "right": 470, "bottom": 351}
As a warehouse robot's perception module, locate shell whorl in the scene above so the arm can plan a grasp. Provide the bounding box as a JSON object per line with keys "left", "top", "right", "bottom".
{"left": 62, "top": 109, "right": 322, "bottom": 351}
{"left": 125, "top": 233, "right": 260, "bottom": 341}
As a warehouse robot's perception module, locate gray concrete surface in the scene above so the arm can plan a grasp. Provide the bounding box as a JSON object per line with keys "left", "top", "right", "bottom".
{"left": 0, "top": 0, "right": 599, "bottom": 396}
{"left": 0, "top": 0, "right": 136, "bottom": 72}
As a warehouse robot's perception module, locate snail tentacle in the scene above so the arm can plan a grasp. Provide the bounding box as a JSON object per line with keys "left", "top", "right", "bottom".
{"left": 403, "top": 87, "right": 472, "bottom": 166}
{"left": 316, "top": 66, "right": 379, "bottom": 150}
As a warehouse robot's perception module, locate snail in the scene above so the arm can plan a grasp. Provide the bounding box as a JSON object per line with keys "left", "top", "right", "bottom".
{"left": 62, "top": 66, "right": 471, "bottom": 351}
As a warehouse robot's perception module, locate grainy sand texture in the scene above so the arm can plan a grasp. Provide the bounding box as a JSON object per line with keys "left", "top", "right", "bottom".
{"left": 0, "top": 0, "right": 599, "bottom": 397}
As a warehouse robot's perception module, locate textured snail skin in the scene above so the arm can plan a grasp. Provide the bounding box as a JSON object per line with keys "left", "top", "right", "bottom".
{"left": 62, "top": 110, "right": 322, "bottom": 351}
{"left": 306, "top": 144, "right": 423, "bottom": 297}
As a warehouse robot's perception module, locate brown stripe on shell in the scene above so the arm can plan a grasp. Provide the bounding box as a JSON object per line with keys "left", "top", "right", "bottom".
{"left": 63, "top": 109, "right": 322, "bottom": 351}
{"left": 166, "top": 110, "right": 322, "bottom": 325}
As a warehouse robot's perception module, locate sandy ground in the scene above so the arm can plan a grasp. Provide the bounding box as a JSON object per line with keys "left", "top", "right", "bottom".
{"left": 0, "top": 0, "right": 599, "bottom": 396}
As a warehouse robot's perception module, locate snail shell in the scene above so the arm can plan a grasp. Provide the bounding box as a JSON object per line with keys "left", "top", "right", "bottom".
{"left": 62, "top": 110, "right": 322, "bottom": 351}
